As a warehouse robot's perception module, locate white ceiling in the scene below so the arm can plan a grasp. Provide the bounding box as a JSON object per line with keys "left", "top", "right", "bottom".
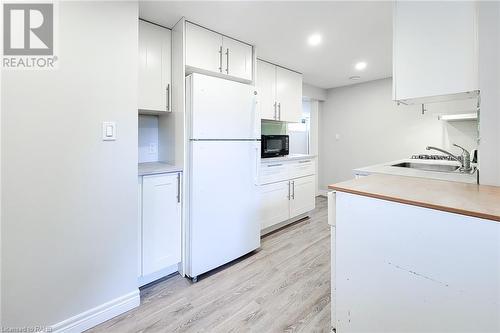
{"left": 139, "top": 1, "right": 393, "bottom": 89}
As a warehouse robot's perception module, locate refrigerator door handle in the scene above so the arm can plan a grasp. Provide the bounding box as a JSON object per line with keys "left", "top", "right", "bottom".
{"left": 254, "top": 144, "right": 260, "bottom": 185}
{"left": 177, "top": 173, "right": 181, "bottom": 203}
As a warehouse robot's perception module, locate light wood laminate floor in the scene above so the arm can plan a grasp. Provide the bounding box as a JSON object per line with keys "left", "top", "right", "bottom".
{"left": 88, "top": 197, "right": 330, "bottom": 333}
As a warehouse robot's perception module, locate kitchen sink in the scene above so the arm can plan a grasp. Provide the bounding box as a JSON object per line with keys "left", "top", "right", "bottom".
{"left": 391, "top": 162, "right": 460, "bottom": 172}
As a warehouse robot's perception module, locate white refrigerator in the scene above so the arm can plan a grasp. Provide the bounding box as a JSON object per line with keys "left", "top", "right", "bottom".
{"left": 185, "top": 73, "right": 261, "bottom": 280}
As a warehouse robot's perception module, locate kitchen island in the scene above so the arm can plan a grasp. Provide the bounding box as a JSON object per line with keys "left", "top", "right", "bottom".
{"left": 328, "top": 174, "right": 500, "bottom": 333}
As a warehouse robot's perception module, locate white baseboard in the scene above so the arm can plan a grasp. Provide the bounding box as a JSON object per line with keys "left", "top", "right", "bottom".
{"left": 138, "top": 263, "right": 179, "bottom": 287}
{"left": 51, "top": 289, "right": 140, "bottom": 333}
{"left": 261, "top": 213, "right": 309, "bottom": 236}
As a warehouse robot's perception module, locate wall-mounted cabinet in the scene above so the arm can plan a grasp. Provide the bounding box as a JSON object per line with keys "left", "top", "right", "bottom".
{"left": 393, "top": 1, "right": 479, "bottom": 104}
{"left": 138, "top": 172, "right": 181, "bottom": 286}
{"left": 185, "top": 22, "right": 253, "bottom": 83}
{"left": 139, "top": 20, "right": 172, "bottom": 114}
{"left": 257, "top": 59, "right": 303, "bottom": 122}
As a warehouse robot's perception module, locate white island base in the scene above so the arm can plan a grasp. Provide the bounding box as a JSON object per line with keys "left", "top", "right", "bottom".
{"left": 331, "top": 191, "right": 500, "bottom": 333}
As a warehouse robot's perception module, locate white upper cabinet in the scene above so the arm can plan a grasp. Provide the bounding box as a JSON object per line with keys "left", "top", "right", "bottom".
{"left": 221, "top": 36, "right": 253, "bottom": 81}
{"left": 393, "top": 1, "right": 479, "bottom": 104}
{"left": 276, "top": 66, "right": 303, "bottom": 122}
{"left": 256, "top": 60, "right": 277, "bottom": 121}
{"left": 256, "top": 59, "right": 303, "bottom": 122}
{"left": 138, "top": 20, "right": 172, "bottom": 113}
{"left": 185, "top": 22, "right": 254, "bottom": 83}
{"left": 185, "top": 22, "right": 223, "bottom": 74}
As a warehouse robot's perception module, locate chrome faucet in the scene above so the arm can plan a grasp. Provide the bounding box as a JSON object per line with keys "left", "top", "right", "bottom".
{"left": 426, "top": 144, "right": 472, "bottom": 172}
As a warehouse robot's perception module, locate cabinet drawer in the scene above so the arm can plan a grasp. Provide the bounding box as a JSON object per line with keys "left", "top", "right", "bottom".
{"left": 289, "top": 159, "right": 315, "bottom": 179}
{"left": 259, "top": 162, "right": 289, "bottom": 184}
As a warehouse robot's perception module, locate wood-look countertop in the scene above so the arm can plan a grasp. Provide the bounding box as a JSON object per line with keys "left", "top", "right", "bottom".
{"left": 329, "top": 174, "right": 500, "bottom": 222}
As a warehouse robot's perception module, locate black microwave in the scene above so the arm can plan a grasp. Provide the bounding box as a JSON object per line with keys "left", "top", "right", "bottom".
{"left": 261, "top": 135, "right": 289, "bottom": 158}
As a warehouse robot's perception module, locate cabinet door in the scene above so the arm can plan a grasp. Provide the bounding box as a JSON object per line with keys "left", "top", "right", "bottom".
{"left": 138, "top": 20, "right": 172, "bottom": 112}
{"left": 222, "top": 36, "right": 253, "bottom": 81}
{"left": 138, "top": 177, "right": 142, "bottom": 277}
{"left": 393, "top": 1, "right": 478, "bottom": 101}
{"left": 276, "top": 67, "right": 303, "bottom": 122}
{"left": 259, "top": 181, "right": 291, "bottom": 230}
{"left": 289, "top": 175, "right": 315, "bottom": 218}
{"left": 256, "top": 60, "right": 277, "bottom": 121}
{"left": 142, "top": 173, "right": 181, "bottom": 276}
{"left": 185, "top": 22, "right": 223, "bottom": 74}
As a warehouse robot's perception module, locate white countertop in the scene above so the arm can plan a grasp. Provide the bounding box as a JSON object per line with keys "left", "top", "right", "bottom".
{"left": 260, "top": 154, "right": 316, "bottom": 163}
{"left": 353, "top": 158, "right": 478, "bottom": 184}
{"left": 138, "top": 162, "right": 183, "bottom": 176}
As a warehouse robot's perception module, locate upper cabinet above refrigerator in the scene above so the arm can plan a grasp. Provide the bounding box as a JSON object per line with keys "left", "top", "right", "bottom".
{"left": 138, "top": 20, "right": 172, "bottom": 114}
{"left": 185, "top": 22, "right": 254, "bottom": 83}
{"left": 393, "top": 1, "right": 479, "bottom": 104}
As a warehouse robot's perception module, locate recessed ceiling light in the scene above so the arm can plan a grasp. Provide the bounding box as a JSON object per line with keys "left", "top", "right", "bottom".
{"left": 349, "top": 76, "right": 361, "bottom": 80}
{"left": 355, "top": 61, "right": 367, "bottom": 71}
{"left": 308, "top": 33, "right": 322, "bottom": 46}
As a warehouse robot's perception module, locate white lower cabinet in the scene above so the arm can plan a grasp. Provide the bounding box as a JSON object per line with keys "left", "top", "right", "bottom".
{"left": 259, "top": 181, "right": 290, "bottom": 230}
{"left": 138, "top": 172, "right": 181, "bottom": 286}
{"left": 289, "top": 175, "right": 315, "bottom": 218}
{"left": 259, "top": 174, "right": 316, "bottom": 232}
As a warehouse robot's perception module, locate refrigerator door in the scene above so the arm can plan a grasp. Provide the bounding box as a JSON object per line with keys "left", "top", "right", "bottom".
{"left": 187, "top": 140, "right": 260, "bottom": 277}
{"left": 187, "top": 73, "right": 259, "bottom": 140}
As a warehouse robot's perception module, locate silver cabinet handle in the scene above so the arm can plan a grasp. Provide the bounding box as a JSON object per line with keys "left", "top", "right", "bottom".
{"left": 218, "top": 46, "right": 223, "bottom": 73}
{"left": 225, "top": 48, "right": 229, "bottom": 74}
{"left": 273, "top": 102, "right": 277, "bottom": 120}
{"left": 298, "top": 160, "right": 311, "bottom": 164}
{"left": 292, "top": 181, "right": 295, "bottom": 199}
{"left": 166, "top": 84, "right": 170, "bottom": 112}
{"left": 177, "top": 173, "right": 181, "bottom": 203}
{"left": 278, "top": 102, "right": 281, "bottom": 120}
{"left": 267, "top": 163, "right": 283, "bottom": 167}
{"left": 287, "top": 181, "right": 291, "bottom": 200}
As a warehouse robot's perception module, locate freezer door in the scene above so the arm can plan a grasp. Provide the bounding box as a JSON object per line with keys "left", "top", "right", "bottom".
{"left": 188, "top": 140, "right": 260, "bottom": 277}
{"left": 187, "top": 73, "right": 259, "bottom": 140}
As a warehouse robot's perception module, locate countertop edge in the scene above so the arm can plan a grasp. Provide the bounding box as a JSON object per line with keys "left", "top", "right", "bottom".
{"left": 261, "top": 154, "right": 317, "bottom": 163}
{"left": 138, "top": 162, "right": 183, "bottom": 176}
{"left": 329, "top": 182, "right": 500, "bottom": 223}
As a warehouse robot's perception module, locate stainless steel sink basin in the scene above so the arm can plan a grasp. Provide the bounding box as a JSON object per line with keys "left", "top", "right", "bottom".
{"left": 391, "top": 162, "right": 460, "bottom": 172}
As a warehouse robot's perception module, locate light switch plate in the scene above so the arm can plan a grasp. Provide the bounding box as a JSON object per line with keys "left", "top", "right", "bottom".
{"left": 102, "top": 122, "right": 116, "bottom": 141}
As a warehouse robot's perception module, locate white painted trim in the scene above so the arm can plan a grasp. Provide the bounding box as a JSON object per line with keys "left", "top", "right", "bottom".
{"left": 138, "top": 263, "right": 179, "bottom": 287}
{"left": 51, "top": 290, "right": 140, "bottom": 333}
{"left": 261, "top": 213, "right": 309, "bottom": 236}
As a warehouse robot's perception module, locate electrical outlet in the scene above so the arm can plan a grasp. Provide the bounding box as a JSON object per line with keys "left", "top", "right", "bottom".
{"left": 149, "top": 143, "right": 157, "bottom": 154}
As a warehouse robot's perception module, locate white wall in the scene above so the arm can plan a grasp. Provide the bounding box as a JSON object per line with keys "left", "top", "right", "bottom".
{"left": 319, "top": 78, "right": 478, "bottom": 189}
{"left": 139, "top": 115, "right": 159, "bottom": 163}
{"left": 478, "top": 1, "right": 500, "bottom": 186}
{"left": 303, "top": 83, "right": 327, "bottom": 101}
{"left": 1, "top": 1, "right": 139, "bottom": 328}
